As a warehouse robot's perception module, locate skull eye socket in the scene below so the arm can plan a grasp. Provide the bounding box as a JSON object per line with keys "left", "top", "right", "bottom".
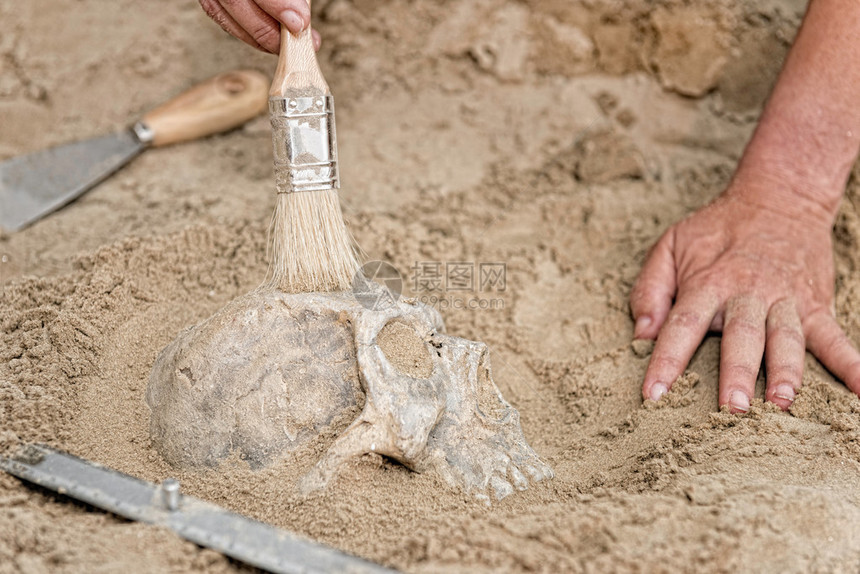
{"left": 377, "top": 319, "right": 434, "bottom": 379}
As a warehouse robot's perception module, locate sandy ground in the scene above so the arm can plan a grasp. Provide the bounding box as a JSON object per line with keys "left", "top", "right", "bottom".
{"left": 3, "top": 0, "right": 860, "bottom": 572}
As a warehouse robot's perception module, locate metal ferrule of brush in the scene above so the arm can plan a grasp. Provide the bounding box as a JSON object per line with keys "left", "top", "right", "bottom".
{"left": 270, "top": 95, "right": 340, "bottom": 193}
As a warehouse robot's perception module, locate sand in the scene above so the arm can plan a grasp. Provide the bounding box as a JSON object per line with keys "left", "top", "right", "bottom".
{"left": 2, "top": 0, "right": 860, "bottom": 572}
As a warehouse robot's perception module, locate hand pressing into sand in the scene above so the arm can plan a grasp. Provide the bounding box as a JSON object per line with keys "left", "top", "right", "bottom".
{"left": 631, "top": 0, "right": 860, "bottom": 412}
{"left": 631, "top": 188, "right": 857, "bottom": 412}
{"left": 199, "top": 0, "right": 322, "bottom": 53}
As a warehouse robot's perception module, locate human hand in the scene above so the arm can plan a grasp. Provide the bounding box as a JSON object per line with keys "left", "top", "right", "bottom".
{"left": 199, "top": 0, "right": 322, "bottom": 54}
{"left": 630, "top": 186, "right": 860, "bottom": 412}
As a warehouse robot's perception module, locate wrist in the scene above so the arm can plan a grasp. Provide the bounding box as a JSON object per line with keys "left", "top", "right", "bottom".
{"left": 726, "top": 101, "right": 858, "bottom": 226}
{"left": 722, "top": 169, "right": 840, "bottom": 229}
{"left": 725, "top": 148, "right": 845, "bottom": 227}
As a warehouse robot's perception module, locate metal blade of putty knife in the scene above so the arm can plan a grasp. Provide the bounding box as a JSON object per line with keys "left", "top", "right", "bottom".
{"left": 0, "top": 69, "right": 271, "bottom": 232}
{"left": 1, "top": 444, "right": 398, "bottom": 574}
{"left": 0, "top": 129, "right": 145, "bottom": 232}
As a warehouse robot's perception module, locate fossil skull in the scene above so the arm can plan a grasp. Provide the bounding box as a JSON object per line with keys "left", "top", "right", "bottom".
{"left": 147, "top": 284, "right": 552, "bottom": 502}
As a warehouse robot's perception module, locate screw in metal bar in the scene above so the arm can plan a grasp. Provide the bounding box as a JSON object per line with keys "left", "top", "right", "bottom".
{"left": 161, "top": 478, "right": 181, "bottom": 511}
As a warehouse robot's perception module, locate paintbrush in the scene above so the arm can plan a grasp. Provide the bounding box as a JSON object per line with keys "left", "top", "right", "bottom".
{"left": 266, "top": 2, "right": 360, "bottom": 293}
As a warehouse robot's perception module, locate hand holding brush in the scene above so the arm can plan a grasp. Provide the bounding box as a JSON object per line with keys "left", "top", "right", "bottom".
{"left": 199, "top": 0, "right": 321, "bottom": 54}
{"left": 265, "top": 0, "right": 361, "bottom": 292}
{"left": 201, "top": 0, "right": 361, "bottom": 292}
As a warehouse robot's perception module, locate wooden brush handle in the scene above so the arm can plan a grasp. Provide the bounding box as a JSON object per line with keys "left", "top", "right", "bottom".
{"left": 141, "top": 69, "right": 269, "bottom": 147}
{"left": 270, "top": 0, "right": 329, "bottom": 97}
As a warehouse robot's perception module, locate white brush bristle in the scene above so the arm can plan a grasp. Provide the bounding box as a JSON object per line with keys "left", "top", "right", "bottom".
{"left": 265, "top": 190, "right": 361, "bottom": 293}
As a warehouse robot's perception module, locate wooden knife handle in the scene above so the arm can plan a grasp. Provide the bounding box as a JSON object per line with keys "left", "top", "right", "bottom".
{"left": 270, "top": 0, "right": 329, "bottom": 97}
{"left": 141, "top": 69, "right": 269, "bottom": 147}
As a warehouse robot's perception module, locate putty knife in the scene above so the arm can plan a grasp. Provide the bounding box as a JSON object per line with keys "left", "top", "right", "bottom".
{"left": 0, "top": 70, "right": 270, "bottom": 232}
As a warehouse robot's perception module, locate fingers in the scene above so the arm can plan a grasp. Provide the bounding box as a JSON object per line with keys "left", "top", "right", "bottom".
{"left": 312, "top": 28, "right": 322, "bottom": 51}
{"left": 253, "top": 0, "right": 311, "bottom": 33}
{"left": 718, "top": 296, "right": 767, "bottom": 413}
{"left": 200, "top": 0, "right": 266, "bottom": 52}
{"left": 805, "top": 310, "right": 860, "bottom": 396}
{"left": 200, "top": 0, "right": 315, "bottom": 53}
{"left": 642, "top": 290, "right": 720, "bottom": 401}
{"left": 764, "top": 299, "right": 805, "bottom": 410}
{"left": 630, "top": 230, "right": 677, "bottom": 340}
{"left": 218, "top": 0, "right": 282, "bottom": 53}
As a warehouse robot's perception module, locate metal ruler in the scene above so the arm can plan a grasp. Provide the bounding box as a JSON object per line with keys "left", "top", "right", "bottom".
{"left": 1, "top": 444, "right": 396, "bottom": 574}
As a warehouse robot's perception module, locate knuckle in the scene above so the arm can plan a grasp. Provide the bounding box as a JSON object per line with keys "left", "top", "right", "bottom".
{"left": 199, "top": 0, "right": 222, "bottom": 18}
{"left": 650, "top": 354, "right": 686, "bottom": 374}
{"left": 726, "top": 295, "right": 766, "bottom": 318}
{"left": 249, "top": 21, "right": 280, "bottom": 46}
{"left": 819, "top": 329, "right": 848, "bottom": 351}
{"left": 722, "top": 362, "right": 760, "bottom": 381}
{"left": 724, "top": 315, "right": 763, "bottom": 338}
{"left": 766, "top": 363, "right": 802, "bottom": 382}
{"left": 200, "top": 0, "right": 236, "bottom": 33}
{"left": 803, "top": 307, "right": 834, "bottom": 332}
{"left": 629, "top": 290, "right": 654, "bottom": 314}
{"left": 768, "top": 325, "right": 804, "bottom": 347}
{"left": 770, "top": 296, "right": 798, "bottom": 314}
{"left": 667, "top": 310, "right": 704, "bottom": 331}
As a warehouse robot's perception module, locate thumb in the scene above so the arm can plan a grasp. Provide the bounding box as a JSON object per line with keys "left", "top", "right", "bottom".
{"left": 256, "top": 0, "right": 311, "bottom": 35}
{"left": 630, "top": 230, "right": 677, "bottom": 339}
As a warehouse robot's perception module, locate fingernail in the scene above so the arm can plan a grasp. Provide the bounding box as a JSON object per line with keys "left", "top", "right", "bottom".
{"left": 650, "top": 383, "right": 668, "bottom": 401}
{"left": 773, "top": 384, "right": 796, "bottom": 403}
{"left": 280, "top": 9, "right": 306, "bottom": 32}
{"left": 729, "top": 390, "right": 750, "bottom": 413}
{"left": 634, "top": 316, "right": 652, "bottom": 338}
